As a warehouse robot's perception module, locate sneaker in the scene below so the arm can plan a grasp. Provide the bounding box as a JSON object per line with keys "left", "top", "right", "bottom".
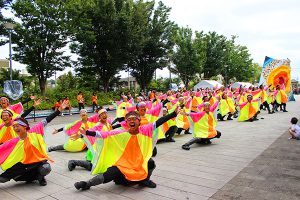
{"left": 139, "top": 180, "right": 156, "bottom": 188}
{"left": 38, "top": 177, "right": 47, "bottom": 186}
{"left": 0, "top": 177, "right": 10, "bottom": 183}
{"left": 283, "top": 110, "right": 288, "bottom": 112}
{"left": 288, "top": 137, "right": 293, "bottom": 140}
{"left": 74, "top": 181, "right": 90, "bottom": 190}
{"left": 205, "top": 140, "right": 212, "bottom": 144}
{"left": 70, "top": 113, "right": 73, "bottom": 116}
{"left": 182, "top": 145, "right": 190, "bottom": 150}
{"left": 48, "top": 147, "right": 53, "bottom": 152}
{"left": 168, "top": 138, "right": 176, "bottom": 142}
{"left": 61, "top": 113, "right": 64, "bottom": 116}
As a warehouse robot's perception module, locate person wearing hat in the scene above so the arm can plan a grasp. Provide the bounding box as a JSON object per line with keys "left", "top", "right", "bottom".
{"left": 48, "top": 109, "right": 99, "bottom": 152}
{"left": 0, "top": 102, "right": 68, "bottom": 186}
{"left": 237, "top": 94, "right": 260, "bottom": 122}
{"left": 0, "top": 99, "right": 42, "bottom": 144}
{"left": 157, "top": 107, "right": 177, "bottom": 142}
{"left": 73, "top": 107, "right": 180, "bottom": 191}
{"left": 0, "top": 95, "right": 35, "bottom": 124}
{"left": 182, "top": 101, "right": 221, "bottom": 150}
{"left": 67, "top": 108, "right": 114, "bottom": 171}
{"left": 111, "top": 95, "right": 132, "bottom": 125}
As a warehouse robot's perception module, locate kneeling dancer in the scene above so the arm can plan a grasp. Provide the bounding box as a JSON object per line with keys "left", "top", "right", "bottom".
{"left": 74, "top": 109, "right": 178, "bottom": 190}
{"left": 182, "top": 102, "right": 221, "bottom": 150}
{"left": 0, "top": 103, "right": 67, "bottom": 186}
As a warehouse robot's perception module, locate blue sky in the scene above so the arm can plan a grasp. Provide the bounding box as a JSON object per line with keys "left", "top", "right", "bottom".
{"left": 1, "top": 0, "right": 300, "bottom": 80}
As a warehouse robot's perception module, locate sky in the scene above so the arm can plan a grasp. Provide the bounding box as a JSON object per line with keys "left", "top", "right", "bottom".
{"left": 0, "top": 0, "right": 300, "bottom": 80}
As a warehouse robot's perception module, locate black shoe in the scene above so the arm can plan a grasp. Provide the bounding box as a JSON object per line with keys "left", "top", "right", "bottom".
{"left": 205, "top": 140, "right": 212, "bottom": 144}
{"left": 47, "top": 147, "right": 53, "bottom": 152}
{"left": 166, "top": 137, "right": 175, "bottom": 142}
{"left": 283, "top": 110, "right": 288, "bottom": 112}
{"left": 184, "top": 131, "right": 192, "bottom": 134}
{"left": 38, "top": 177, "right": 47, "bottom": 186}
{"left": 68, "top": 160, "right": 76, "bottom": 171}
{"left": 182, "top": 145, "right": 190, "bottom": 150}
{"left": 268, "top": 112, "right": 272, "bottom": 114}
{"left": 227, "top": 117, "right": 233, "bottom": 120}
{"left": 74, "top": 181, "right": 90, "bottom": 190}
{"left": 139, "top": 180, "right": 156, "bottom": 188}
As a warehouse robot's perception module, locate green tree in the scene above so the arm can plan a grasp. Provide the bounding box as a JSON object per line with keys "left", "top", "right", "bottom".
{"left": 0, "top": 0, "right": 12, "bottom": 45}
{"left": 248, "top": 63, "right": 261, "bottom": 84}
{"left": 129, "top": 1, "right": 175, "bottom": 90}
{"left": 56, "top": 71, "right": 78, "bottom": 91}
{"left": 11, "top": 0, "right": 71, "bottom": 95}
{"left": 0, "top": 68, "right": 31, "bottom": 90}
{"left": 223, "top": 36, "right": 253, "bottom": 84}
{"left": 69, "top": 0, "right": 131, "bottom": 92}
{"left": 171, "top": 27, "right": 205, "bottom": 88}
{"left": 202, "top": 31, "right": 227, "bottom": 79}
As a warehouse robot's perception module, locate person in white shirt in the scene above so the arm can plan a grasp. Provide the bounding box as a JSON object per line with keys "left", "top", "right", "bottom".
{"left": 288, "top": 117, "right": 300, "bottom": 139}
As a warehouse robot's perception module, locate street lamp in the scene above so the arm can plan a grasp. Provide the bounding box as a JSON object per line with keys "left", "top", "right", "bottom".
{"left": 4, "top": 22, "right": 14, "bottom": 81}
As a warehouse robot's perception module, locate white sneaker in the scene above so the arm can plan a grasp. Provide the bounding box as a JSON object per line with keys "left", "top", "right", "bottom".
{"left": 61, "top": 113, "right": 64, "bottom": 116}
{"left": 70, "top": 113, "right": 72, "bottom": 116}
{"left": 288, "top": 137, "right": 293, "bottom": 140}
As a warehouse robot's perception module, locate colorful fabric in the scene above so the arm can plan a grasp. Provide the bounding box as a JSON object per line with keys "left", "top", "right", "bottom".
{"left": 0, "top": 103, "right": 23, "bottom": 124}
{"left": 63, "top": 115, "right": 99, "bottom": 152}
{"left": 0, "top": 125, "right": 17, "bottom": 144}
{"left": 91, "top": 124, "right": 154, "bottom": 181}
{"left": 0, "top": 122, "right": 49, "bottom": 171}
{"left": 238, "top": 99, "right": 259, "bottom": 122}
{"left": 259, "top": 56, "right": 291, "bottom": 93}
{"left": 188, "top": 102, "right": 218, "bottom": 139}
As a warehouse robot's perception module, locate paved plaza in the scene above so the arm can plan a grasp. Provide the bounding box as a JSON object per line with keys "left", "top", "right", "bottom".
{"left": 1, "top": 98, "right": 300, "bottom": 200}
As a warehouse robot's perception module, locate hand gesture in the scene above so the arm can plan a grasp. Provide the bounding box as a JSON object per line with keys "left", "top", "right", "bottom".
{"left": 70, "top": 134, "right": 81, "bottom": 141}
{"left": 58, "top": 100, "right": 68, "bottom": 112}
{"left": 33, "top": 99, "right": 42, "bottom": 107}
{"left": 79, "top": 127, "right": 87, "bottom": 135}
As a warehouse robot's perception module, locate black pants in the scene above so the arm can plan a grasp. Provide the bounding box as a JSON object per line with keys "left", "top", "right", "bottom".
{"left": 92, "top": 102, "right": 98, "bottom": 112}
{"left": 78, "top": 103, "right": 84, "bottom": 111}
{"left": 183, "top": 131, "right": 221, "bottom": 147}
{"left": 0, "top": 161, "right": 51, "bottom": 182}
{"left": 103, "top": 158, "right": 156, "bottom": 185}
{"left": 260, "top": 101, "right": 271, "bottom": 113}
{"left": 176, "top": 128, "right": 190, "bottom": 135}
{"left": 165, "top": 126, "right": 177, "bottom": 140}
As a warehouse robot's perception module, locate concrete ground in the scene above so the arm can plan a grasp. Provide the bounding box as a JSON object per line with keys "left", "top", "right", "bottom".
{"left": 1, "top": 97, "right": 299, "bottom": 200}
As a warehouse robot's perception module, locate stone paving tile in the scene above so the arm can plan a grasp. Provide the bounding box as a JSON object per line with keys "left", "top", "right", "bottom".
{"left": 0, "top": 182, "right": 48, "bottom": 200}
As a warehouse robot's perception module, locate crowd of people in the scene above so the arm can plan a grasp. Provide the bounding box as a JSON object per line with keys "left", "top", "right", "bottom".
{"left": 0, "top": 83, "right": 294, "bottom": 191}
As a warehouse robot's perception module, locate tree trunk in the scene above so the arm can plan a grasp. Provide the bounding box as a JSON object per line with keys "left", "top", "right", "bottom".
{"left": 39, "top": 78, "right": 46, "bottom": 95}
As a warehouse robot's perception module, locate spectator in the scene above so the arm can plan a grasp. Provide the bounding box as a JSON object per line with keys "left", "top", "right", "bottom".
{"left": 92, "top": 92, "right": 98, "bottom": 112}
{"left": 77, "top": 91, "right": 84, "bottom": 111}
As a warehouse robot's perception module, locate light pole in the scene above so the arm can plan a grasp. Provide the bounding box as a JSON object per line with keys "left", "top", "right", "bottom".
{"left": 4, "top": 22, "right": 14, "bottom": 81}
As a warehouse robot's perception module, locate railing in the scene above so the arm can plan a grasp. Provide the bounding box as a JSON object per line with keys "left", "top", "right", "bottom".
{"left": 25, "top": 107, "right": 116, "bottom": 121}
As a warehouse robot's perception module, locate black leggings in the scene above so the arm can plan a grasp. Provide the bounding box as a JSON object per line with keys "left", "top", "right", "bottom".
{"left": 103, "top": 158, "right": 156, "bottom": 185}
{"left": 260, "top": 101, "right": 271, "bottom": 112}
{"left": 183, "top": 131, "right": 221, "bottom": 147}
{"left": 0, "top": 161, "right": 51, "bottom": 182}
{"left": 78, "top": 103, "right": 84, "bottom": 111}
